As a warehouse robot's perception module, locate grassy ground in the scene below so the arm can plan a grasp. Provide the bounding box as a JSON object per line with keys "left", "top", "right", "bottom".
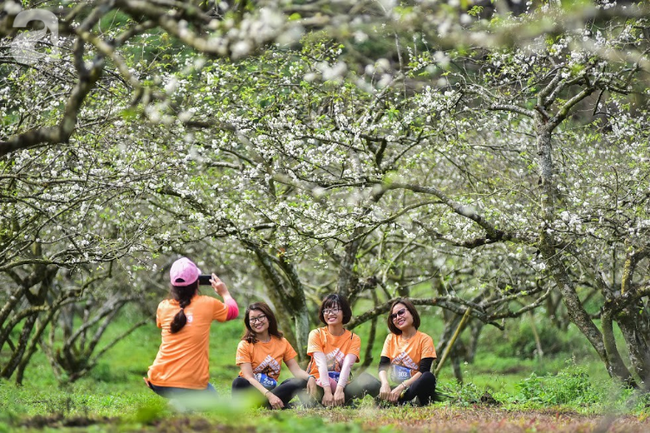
{"left": 1, "top": 306, "right": 649, "bottom": 432}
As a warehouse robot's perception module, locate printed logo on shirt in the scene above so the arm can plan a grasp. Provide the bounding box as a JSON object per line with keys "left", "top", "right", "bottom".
{"left": 326, "top": 348, "right": 345, "bottom": 372}
{"left": 186, "top": 314, "right": 194, "bottom": 324}
{"left": 392, "top": 351, "right": 418, "bottom": 371}
{"left": 253, "top": 355, "right": 281, "bottom": 378}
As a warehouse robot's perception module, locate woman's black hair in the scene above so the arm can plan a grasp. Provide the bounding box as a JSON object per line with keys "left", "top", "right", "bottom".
{"left": 242, "top": 302, "right": 283, "bottom": 344}
{"left": 169, "top": 281, "right": 199, "bottom": 334}
{"left": 387, "top": 298, "right": 421, "bottom": 335}
{"left": 318, "top": 293, "right": 352, "bottom": 325}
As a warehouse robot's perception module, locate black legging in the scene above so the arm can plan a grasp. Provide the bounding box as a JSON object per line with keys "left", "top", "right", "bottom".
{"left": 398, "top": 371, "right": 437, "bottom": 406}
{"left": 231, "top": 376, "right": 307, "bottom": 408}
{"left": 302, "top": 372, "right": 381, "bottom": 407}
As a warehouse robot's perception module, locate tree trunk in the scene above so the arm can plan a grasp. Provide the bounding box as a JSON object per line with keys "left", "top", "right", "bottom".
{"left": 337, "top": 236, "right": 361, "bottom": 300}
{"left": 535, "top": 123, "right": 635, "bottom": 385}
{"left": 529, "top": 311, "right": 544, "bottom": 359}
{"left": 16, "top": 309, "right": 56, "bottom": 385}
{"left": 277, "top": 255, "right": 310, "bottom": 362}
{"left": 360, "top": 315, "right": 378, "bottom": 369}
{"left": 254, "top": 252, "right": 298, "bottom": 348}
{"left": 616, "top": 305, "right": 650, "bottom": 390}
{"left": 1, "top": 315, "right": 38, "bottom": 379}
{"left": 451, "top": 353, "right": 463, "bottom": 384}
{"left": 616, "top": 247, "right": 650, "bottom": 388}
{"left": 0, "top": 286, "right": 26, "bottom": 333}
{"left": 292, "top": 306, "right": 310, "bottom": 363}
{"left": 601, "top": 308, "right": 634, "bottom": 385}
{"left": 466, "top": 320, "right": 483, "bottom": 363}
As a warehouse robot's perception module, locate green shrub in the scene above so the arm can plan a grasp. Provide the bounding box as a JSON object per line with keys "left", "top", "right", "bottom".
{"left": 440, "top": 381, "right": 489, "bottom": 406}
{"left": 514, "top": 361, "right": 602, "bottom": 407}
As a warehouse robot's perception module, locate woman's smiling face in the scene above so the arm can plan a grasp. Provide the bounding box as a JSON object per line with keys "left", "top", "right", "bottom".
{"left": 248, "top": 310, "right": 269, "bottom": 335}
{"left": 390, "top": 303, "right": 413, "bottom": 331}
{"left": 322, "top": 303, "right": 343, "bottom": 326}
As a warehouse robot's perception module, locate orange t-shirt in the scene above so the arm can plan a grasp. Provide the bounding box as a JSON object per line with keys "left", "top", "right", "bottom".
{"left": 380, "top": 331, "right": 436, "bottom": 381}
{"left": 306, "top": 327, "right": 361, "bottom": 379}
{"left": 147, "top": 295, "right": 228, "bottom": 389}
{"left": 236, "top": 336, "right": 298, "bottom": 381}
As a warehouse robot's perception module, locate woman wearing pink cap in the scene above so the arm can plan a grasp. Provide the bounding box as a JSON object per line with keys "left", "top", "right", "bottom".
{"left": 146, "top": 257, "right": 239, "bottom": 398}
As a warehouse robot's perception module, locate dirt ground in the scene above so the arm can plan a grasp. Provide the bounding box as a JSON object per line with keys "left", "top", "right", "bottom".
{"left": 353, "top": 406, "right": 649, "bottom": 433}
{"left": 314, "top": 406, "right": 648, "bottom": 433}
{"left": 17, "top": 406, "right": 649, "bottom": 432}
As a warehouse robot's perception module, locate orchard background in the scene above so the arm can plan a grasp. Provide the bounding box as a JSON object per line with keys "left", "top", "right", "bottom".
{"left": 1, "top": 1, "right": 649, "bottom": 431}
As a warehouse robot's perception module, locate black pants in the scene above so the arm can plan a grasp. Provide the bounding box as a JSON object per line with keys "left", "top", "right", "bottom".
{"left": 231, "top": 376, "right": 307, "bottom": 408}
{"left": 302, "top": 372, "right": 381, "bottom": 407}
{"left": 398, "top": 371, "right": 437, "bottom": 406}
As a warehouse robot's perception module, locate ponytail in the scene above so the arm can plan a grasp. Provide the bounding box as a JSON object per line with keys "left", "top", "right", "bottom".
{"left": 169, "top": 281, "right": 198, "bottom": 334}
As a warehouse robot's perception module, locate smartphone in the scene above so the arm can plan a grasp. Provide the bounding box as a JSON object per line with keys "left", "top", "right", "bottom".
{"left": 198, "top": 274, "right": 213, "bottom": 286}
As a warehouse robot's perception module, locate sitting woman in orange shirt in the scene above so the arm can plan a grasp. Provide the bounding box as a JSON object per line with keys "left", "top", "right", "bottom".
{"left": 377, "top": 298, "right": 437, "bottom": 406}
{"left": 146, "top": 257, "right": 239, "bottom": 398}
{"left": 232, "top": 302, "right": 315, "bottom": 409}
{"left": 305, "top": 294, "right": 380, "bottom": 407}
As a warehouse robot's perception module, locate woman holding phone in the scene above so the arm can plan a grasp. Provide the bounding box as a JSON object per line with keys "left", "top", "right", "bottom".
{"left": 232, "top": 302, "right": 314, "bottom": 409}
{"left": 146, "top": 257, "right": 239, "bottom": 398}
{"left": 377, "top": 298, "right": 437, "bottom": 406}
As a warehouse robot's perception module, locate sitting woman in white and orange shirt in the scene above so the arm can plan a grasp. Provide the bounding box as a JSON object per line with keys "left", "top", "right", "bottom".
{"left": 305, "top": 294, "right": 380, "bottom": 407}
{"left": 232, "top": 302, "right": 314, "bottom": 409}
{"left": 377, "top": 298, "right": 437, "bottom": 406}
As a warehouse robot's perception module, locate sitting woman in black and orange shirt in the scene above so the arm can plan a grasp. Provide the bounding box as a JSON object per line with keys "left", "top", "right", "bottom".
{"left": 377, "top": 298, "right": 437, "bottom": 406}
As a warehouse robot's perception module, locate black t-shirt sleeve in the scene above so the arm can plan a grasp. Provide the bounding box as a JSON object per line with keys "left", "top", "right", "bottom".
{"left": 378, "top": 356, "right": 391, "bottom": 372}
{"left": 418, "top": 357, "right": 434, "bottom": 373}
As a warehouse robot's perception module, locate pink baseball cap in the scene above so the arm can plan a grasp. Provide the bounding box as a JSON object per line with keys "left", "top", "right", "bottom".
{"left": 170, "top": 257, "right": 201, "bottom": 286}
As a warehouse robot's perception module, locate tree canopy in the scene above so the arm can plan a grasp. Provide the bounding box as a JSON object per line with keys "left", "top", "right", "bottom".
{"left": 1, "top": 0, "right": 649, "bottom": 388}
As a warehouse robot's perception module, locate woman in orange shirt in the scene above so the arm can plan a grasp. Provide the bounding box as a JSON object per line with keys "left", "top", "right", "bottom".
{"left": 232, "top": 302, "right": 315, "bottom": 409}
{"left": 305, "top": 294, "right": 380, "bottom": 407}
{"left": 146, "top": 257, "right": 239, "bottom": 397}
{"left": 377, "top": 298, "right": 437, "bottom": 406}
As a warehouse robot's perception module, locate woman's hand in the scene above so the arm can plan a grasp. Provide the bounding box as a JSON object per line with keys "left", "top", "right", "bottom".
{"left": 379, "top": 382, "right": 392, "bottom": 401}
{"left": 266, "top": 391, "right": 284, "bottom": 410}
{"left": 333, "top": 385, "right": 345, "bottom": 406}
{"left": 321, "top": 389, "right": 335, "bottom": 407}
{"left": 389, "top": 384, "right": 403, "bottom": 403}
{"left": 306, "top": 376, "right": 318, "bottom": 398}
{"left": 211, "top": 274, "right": 229, "bottom": 297}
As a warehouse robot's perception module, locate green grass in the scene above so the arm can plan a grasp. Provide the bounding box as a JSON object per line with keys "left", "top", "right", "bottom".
{"left": 1, "top": 306, "right": 648, "bottom": 432}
